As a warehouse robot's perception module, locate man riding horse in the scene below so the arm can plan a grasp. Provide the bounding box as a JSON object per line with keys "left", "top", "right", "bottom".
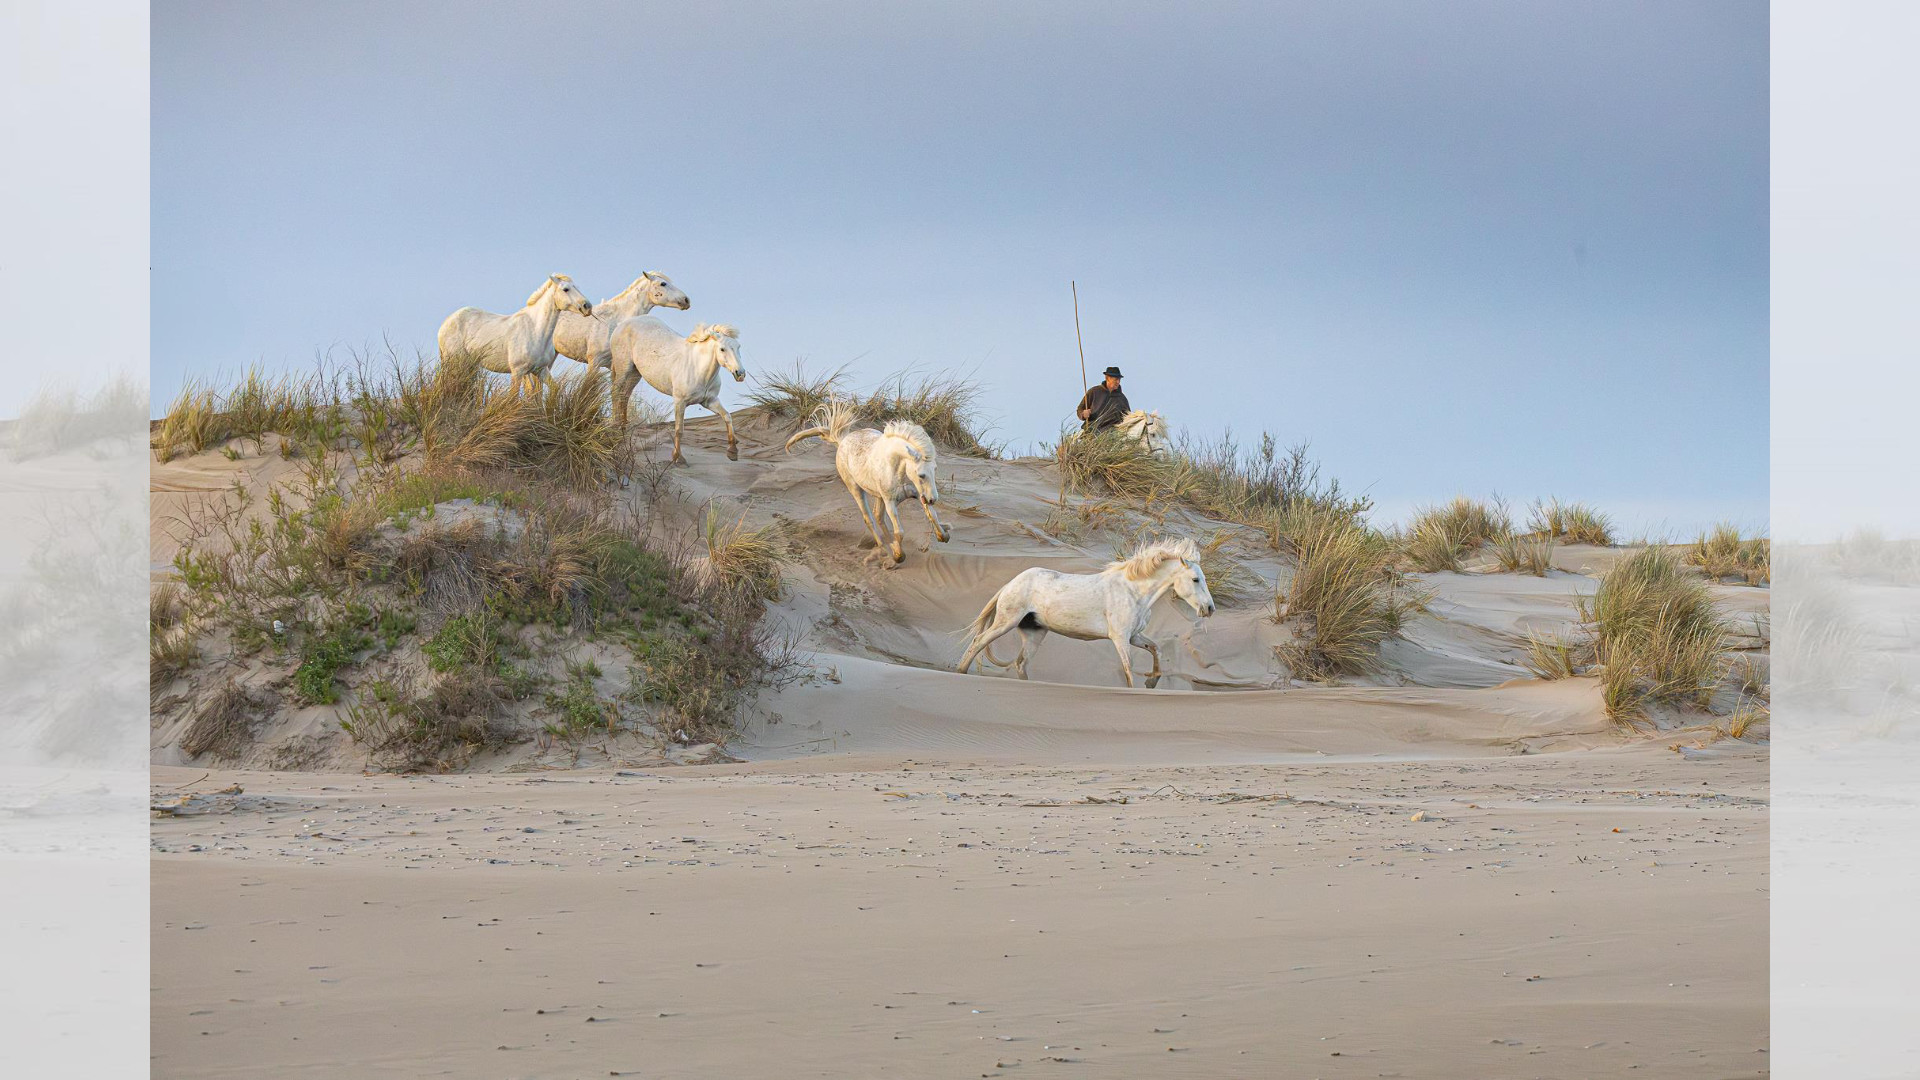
{"left": 1075, "top": 366, "right": 1129, "bottom": 432}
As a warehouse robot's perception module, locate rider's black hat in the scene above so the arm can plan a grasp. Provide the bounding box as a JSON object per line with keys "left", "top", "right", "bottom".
{"left": 1102, "top": 366, "right": 1124, "bottom": 379}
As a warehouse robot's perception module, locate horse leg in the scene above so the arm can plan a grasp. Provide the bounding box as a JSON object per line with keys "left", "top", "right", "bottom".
{"left": 1013, "top": 625, "right": 1047, "bottom": 680}
{"left": 709, "top": 400, "right": 738, "bottom": 461}
{"left": 920, "top": 495, "right": 951, "bottom": 543}
{"left": 879, "top": 495, "right": 906, "bottom": 562}
{"left": 670, "top": 400, "right": 688, "bottom": 465}
{"left": 1130, "top": 630, "right": 1165, "bottom": 689}
{"left": 958, "top": 612, "right": 1026, "bottom": 675}
{"left": 1109, "top": 633, "right": 1137, "bottom": 688}
{"left": 846, "top": 482, "right": 887, "bottom": 555}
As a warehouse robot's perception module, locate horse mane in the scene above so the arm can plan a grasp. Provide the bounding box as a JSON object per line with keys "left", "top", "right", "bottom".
{"left": 1109, "top": 536, "right": 1200, "bottom": 580}
{"left": 686, "top": 323, "right": 740, "bottom": 344}
{"left": 526, "top": 274, "right": 575, "bottom": 307}
{"left": 881, "top": 419, "right": 935, "bottom": 463}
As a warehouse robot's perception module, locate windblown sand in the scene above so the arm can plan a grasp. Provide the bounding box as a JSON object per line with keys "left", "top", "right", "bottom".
{"left": 150, "top": 413, "right": 1769, "bottom": 1077}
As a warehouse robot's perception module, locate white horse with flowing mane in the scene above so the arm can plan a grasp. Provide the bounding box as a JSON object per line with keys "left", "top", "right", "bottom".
{"left": 784, "top": 399, "right": 951, "bottom": 564}
{"left": 956, "top": 536, "right": 1215, "bottom": 687}
{"left": 437, "top": 274, "right": 594, "bottom": 397}
{"left": 1118, "top": 409, "right": 1172, "bottom": 456}
{"left": 607, "top": 317, "right": 745, "bottom": 462}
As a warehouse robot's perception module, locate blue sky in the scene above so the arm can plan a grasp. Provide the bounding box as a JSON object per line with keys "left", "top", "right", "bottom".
{"left": 152, "top": 0, "right": 1766, "bottom": 535}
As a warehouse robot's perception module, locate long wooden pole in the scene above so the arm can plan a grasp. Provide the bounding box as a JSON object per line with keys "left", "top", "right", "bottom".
{"left": 1071, "top": 280, "right": 1088, "bottom": 392}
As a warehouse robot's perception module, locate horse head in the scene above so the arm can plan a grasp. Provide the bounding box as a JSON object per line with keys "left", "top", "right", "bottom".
{"left": 1171, "top": 557, "right": 1216, "bottom": 617}
{"left": 636, "top": 271, "right": 690, "bottom": 311}
{"left": 533, "top": 274, "right": 593, "bottom": 317}
{"left": 687, "top": 323, "right": 745, "bottom": 382}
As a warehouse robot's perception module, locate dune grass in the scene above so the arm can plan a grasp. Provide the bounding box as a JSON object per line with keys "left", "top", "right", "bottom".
{"left": 9, "top": 373, "right": 147, "bottom": 462}
{"left": 745, "top": 362, "right": 850, "bottom": 425}
{"left": 1401, "top": 520, "right": 1465, "bottom": 572}
{"left": 1494, "top": 533, "right": 1557, "bottom": 576}
{"left": 1529, "top": 498, "right": 1614, "bottom": 546}
{"left": 1687, "top": 523, "right": 1769, "bottom": 585}
{"left": 1194, "top": 531, "right": 1261, "bottom": 608}
{"left": 745, "top": 361, "right": 998, "bottom": 456}
{"left": 1585, "top": 546, "right": 1731, "bottom": 722}
{"left": 1523, "top": 633, "right": 1581, "bottom": 680}
{"left": 1273, "top": 510, "right": 1420, "bottom": 679}
{"left": 1410, "top": 497, "right": 1511, "bottom": 550}
{"left": 696, "top": 503, "right": 791, "bottom": 607}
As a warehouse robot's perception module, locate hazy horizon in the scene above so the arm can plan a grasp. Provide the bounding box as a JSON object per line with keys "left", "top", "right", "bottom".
{"left": 152, "top": 1, "right": 1767, "bottom": 536}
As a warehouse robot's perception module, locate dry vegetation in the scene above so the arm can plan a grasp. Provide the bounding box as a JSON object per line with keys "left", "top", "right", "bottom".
{"left": 1687, "top": 523, "right": 1769, "bottom": 586}
{"left": 747, "top": 362, "right": 999, "bottom": 457}
{"left": 154, "top": 355, "right": 798, "bottom": 770}
{"left": 1529, "top": 497, "right": 1615, "bottom": 546}
{"left": 8, "top": 373, "right": 147, "bottom": 461}
{"left": 1584, "top": 546, "right": 1733, "bottom": 722}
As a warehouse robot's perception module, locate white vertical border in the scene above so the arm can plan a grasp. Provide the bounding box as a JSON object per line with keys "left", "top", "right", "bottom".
{"left": 0, "top": 1, "right": 151, "bottom": 1075}
{"left": 1773, "top": 2, "right": 1920, "bottom": 1077}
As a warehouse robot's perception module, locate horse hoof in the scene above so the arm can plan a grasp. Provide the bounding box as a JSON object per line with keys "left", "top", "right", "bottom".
{"left": 726, "top": 445, "right": 738, "bottom": 461}
{"left": 1145, "top": 676, "right": 1162, "bottom": 689}
{"left": 671, "top": 456, "right": 689, "bottom": 467}
{"left": 936, "top": 528, "right": 952, "bottom": 543}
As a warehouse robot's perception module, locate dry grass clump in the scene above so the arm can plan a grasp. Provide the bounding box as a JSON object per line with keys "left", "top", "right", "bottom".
{"left": 745, "top": 362, "right": 850, "bottom": 425}
{"left": 1720, "top": 701, "right": 1769, "bottom": 740}
{"left": 1178, "top": 432, "right": 1371, "bottom": 534}
{"left": 1052, "top": 427, "right": 1188, "bottom": 504}
{"left": 1529, "top": 498, "right": 1614, "bottom": 546}
{"left": 1586, "top": 546, "right": 1730, "bottom": 721}
{"left": 1410, "top": 497, "right": 1511, "bottom": 550}
{"left": 1402, "top": 520, "right": 1465, "bottom": 573}
{"left": 423, "top": 365, "right": 627, "bottom": 486}
{"left": 341, "top": 672, "right": 523, "bottom": 772}
{"left": 1830, "top": 528, "right": 1920, "bottom": 583}
{"left": 1523, "top": 633, "right": 1581, "bottom": 680}
{"left": 179, "top": 679, "right": 268, "bottom": 760}
{"left": 1494, "top": 533, "right": 1556, "bottom": 576}
{"left": 9, "top": 373, "right": 147, "bottom": 462}
{"left": 1687, "top": 523, "right": 1769, "bottom": 585}
{"left": 857, "top": 371, "right": 997, "bottom": 457}
{"left": 694, "top": 504, "right": 791, "bottom": 606}
{"left": 1274, "top": 513, "right": 1419, "bottom": 678}
{"left": 1195, "top": 531, "right": 1261, "bottom": 608}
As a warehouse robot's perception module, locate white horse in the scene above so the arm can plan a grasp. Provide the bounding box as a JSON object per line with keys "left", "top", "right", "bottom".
{"left": 1118, "top": 409, "right": 1172, "bottom": 456}
{"left": 607, "top": 317, "right": 745, "bottom": 462}
{"left": 784, "top": 399, "right": 950, "bottom": 564}
{"left": 553, "top": 272, "right": 690, "bottom": 372}
{"left": 437, "top": 274, "right": 594, "bottom": 397}
{"left": 956, "top": 536, "right": 1215, "bottom": 688}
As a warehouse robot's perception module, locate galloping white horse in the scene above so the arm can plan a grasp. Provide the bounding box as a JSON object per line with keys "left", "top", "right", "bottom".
{"left": 607, "top": 317, "right": 745, "bottom": 462}
{"left": 1118, "top": 409, "right": 1172, "bottom": 456}
{"left": 784, "top": 399, "right": 950, "bottom": 564}
{"left": 956, "top": 537, "right": 1215, "bottom": 688}
{"left": 437, "top": 275, "right": 594, "bottom": 397}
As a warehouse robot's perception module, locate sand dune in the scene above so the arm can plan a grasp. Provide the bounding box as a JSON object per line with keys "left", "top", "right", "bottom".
{"left": 148, "top": 410, "right": 1770, "bottom": 1076}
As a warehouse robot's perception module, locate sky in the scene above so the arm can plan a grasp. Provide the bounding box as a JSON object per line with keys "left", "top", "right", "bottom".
{"left": 151, "top": 0, "right": 1768, "bottom": 536}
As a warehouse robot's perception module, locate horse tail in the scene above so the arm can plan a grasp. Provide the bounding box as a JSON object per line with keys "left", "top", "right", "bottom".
{"left": 960, "top": 593, "right": 1017, "bottom": 670}
{"left": 784, "top": 427, "right": 829, "bottom": 454}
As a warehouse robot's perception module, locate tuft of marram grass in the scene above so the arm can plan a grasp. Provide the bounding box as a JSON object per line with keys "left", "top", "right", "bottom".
{"left": 1401, "top": 520, "right": 1464, "bottom": 573}
{"left": 1409, "top": 497, "right": 1511, "bottom": 550}
{"left": 1586, "top": 545, "right": 1730, "bottom": 721}
{"left": 8, "top": 373, "right": 147, "bottom": 462}
{"left": 858, "top": 370, "right": 998, "bottom": 457}
{"left": 1494, "top": 533, "right": 1556, "bottom": 576}
{"left": 1528, "top": 498, "right": 1614, "bottom": 546}
{"left": 1687, "top": 523, "right": 1769, "bottom": 586}
{"left": 1051, "top": 427, "right": 1188, "bottom": 504}
{"left": 745, "top": 362, "right": 851, "bottom": 426}
{"left": 1274, "top": 513, "right": 1418, "bottom": 678}
{"left": 1195, "top": 531, "right": 1260, "bottom": 608}
{"left": 1523, "top": 633, "right": 1580, "bottom": 679}
{"left": 695, "top": 504, "right": 791, "bottom": 607}
{"left": 179, "top": 679, "right": 264, "bottom": 760}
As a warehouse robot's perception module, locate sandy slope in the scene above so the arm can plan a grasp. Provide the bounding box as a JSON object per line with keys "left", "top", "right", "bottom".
{"left": 149, "top": 412, "right": 1771, "bottom": 1076}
